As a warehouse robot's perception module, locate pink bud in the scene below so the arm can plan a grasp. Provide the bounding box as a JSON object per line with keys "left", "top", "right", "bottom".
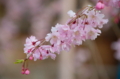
{"left": 29, "top": 56, "right": 33, "bottom": 60}
{"left": 95, "top": 2, "right": 105, "bottom": 10}
{"left": 25, "top": 69, "right": 30, "bottom": 75}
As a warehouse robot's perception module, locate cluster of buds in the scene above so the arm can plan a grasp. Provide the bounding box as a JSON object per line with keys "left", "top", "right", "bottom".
{"left": 19, "top": 5, "right": 108, "bottom": 74}
{"left": 21, "top": 68, "right": 30, "bottom": 75}
{"left": 21, "top": 59, "right": 30, "bottom": 75}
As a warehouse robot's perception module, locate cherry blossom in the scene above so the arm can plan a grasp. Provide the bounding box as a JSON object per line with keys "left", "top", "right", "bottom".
{"left": 20, "top": 5, "right": 108, "bottom": 74}
{"left": 24, "top": 36, "right": 40, "bottom": 54}
{"left": 25, "top": 6, "right": 108, "bottom": 61}
{"left": 67, "top": 10, "right": 76, "bottom": 17}
{"left": 95, "top": 1, "right": 105, "bottom": 10}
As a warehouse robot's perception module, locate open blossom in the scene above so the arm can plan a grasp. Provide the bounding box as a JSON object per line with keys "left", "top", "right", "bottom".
{"left": 45, "top": 24, "right": 73, "bottom": 52}
{"left": 86, "top": 27, "right": 101, "bottom": 40}
{"left": 32, "top": 45, "right": 56, "bottom": 61}
{"left": 67, "top": 10, "right": 76, "bottom": 17}
{"left": 45, "top": 6, "right": 108, "bottom": 55}
{"left": 24, "top": 36, "right": 40, "bottom": 54}
{"left": 22, "top": 5, "right": 109, "bottom": 74}
{"left": 39, "top": 45, "right": 56, "bottom": 60}
{"left": 86, "top": 10, "right": 108, "bottom": 28}
{"left": 72, "top": 26, "right": 84, "bottom": 45}
{"left": 45, "top": 24, "right": 61, "bottom": 45}
{"left": 24, "top": 6, "right": 108, "bottom": 61}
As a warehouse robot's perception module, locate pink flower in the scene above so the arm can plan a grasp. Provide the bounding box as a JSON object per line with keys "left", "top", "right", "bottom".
{"left": 98, "top": 19, "right": 108, "bottom": 28}
{"left": 29, "top": 56, "right": 33, "bottom": 60}
{"left": 44, "top": 6, "right": 108, "bottom": 59}
{"left": 72, "top": 26, "right": 83, "bottom": 45}
{"left": 24, "top": 36, "right": 40, "bottom": 54}
{"left": 49, "top": 53, "right": 56, "bottom": 60}
{"left": 25, "top": 69, "right": 30, "bottom": 75}
{"left": 86, "top": 10, "right": 108, "bottom": 28}
{"left": 40, "top": 45, "right": 57, "bottom": 60}
{"left": 45, "top": 24, "right": 61, "bottom": 45}
{"left": 57, "top": 24, "right": 72, "bottom": 40}
{"left": 56, "top": 24, "right": 73, "bottom": 51}
{"left": 21, "top": 5, "right": 109, "bottom": 75}
{"left": 86, "top": 28, "right": 101, "bottom": 40}
{"left": 50, "top": 44, "right": 61, "bottom": 54}
{"left": 95, "top": 2, "right": 105, "bottom": 10}
{"left": 21, "top": 68, "right": 30, "bottom": 75}
{"left": 32, "top": 45, "right": 57, "bottom": 61}
{"left": 33, "top": 49, "right": 40, "bottom": 61}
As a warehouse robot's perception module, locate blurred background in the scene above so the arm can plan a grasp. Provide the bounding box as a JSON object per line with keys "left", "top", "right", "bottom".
{"left": 0, "top": 0, "right": 119, "bottom": 79}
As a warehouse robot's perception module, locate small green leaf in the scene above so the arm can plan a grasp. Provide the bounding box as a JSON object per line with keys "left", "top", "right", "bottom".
{"left": 14, "top": 59, "right": 24, "bottom": 64}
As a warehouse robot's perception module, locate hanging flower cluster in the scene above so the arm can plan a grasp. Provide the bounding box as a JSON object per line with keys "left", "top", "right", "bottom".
{"left": 16, "top": 5, "right": 108, "bottom": 75}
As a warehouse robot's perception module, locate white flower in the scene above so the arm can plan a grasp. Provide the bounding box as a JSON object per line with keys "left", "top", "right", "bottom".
{"left": 67, "top": 10, "right": 76, "bottom": 17}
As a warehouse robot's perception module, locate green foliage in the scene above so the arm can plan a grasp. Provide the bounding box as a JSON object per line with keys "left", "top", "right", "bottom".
{"left": 14, "top": 59, "right": 24, "bottom": 64}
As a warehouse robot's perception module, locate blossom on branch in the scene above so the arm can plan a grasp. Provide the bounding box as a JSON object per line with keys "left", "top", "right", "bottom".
{"left": 20, "top": 5, "right": 108, "bottom": 74}
{"left": 67, "top": 10, "right": 76, "bottom": 17}
{"left": 24, "top": 36, "right": 40, "bottom": 54}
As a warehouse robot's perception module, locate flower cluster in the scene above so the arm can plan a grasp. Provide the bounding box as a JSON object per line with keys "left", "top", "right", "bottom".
{"left": 24, "top": 36, "right": 56, "bottom": 61}
{"left": 21, "top": 68, "right": 30, "bottom": 75}
{"left": 22, "top": 5, "right": 108, "bottom": 74}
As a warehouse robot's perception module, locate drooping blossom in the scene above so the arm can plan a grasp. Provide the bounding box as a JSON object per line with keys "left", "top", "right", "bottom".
{"left": 24, "top": 5, "right": 108, "bottom": 61}
{"left": 24, "top": 36, "right": 40, "bottom": 54}
{"left": 67, "top": 10, "right": 76, "bottom": 17}
{"left": 86, "top": 10, "right": 108, "bottom": 28}
{"left": 22, "top": 5, "right": 108, "bottom": 74}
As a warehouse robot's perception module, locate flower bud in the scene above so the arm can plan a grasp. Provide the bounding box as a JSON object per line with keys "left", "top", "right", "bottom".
{"left": 95, "top": 2, "right": 105, "bottom": 10}
{"left": 25, "top": 69, "right": 30, "bottom": 75}
{"left": 29, "top": 56, "right": 33, "bottom": 60}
